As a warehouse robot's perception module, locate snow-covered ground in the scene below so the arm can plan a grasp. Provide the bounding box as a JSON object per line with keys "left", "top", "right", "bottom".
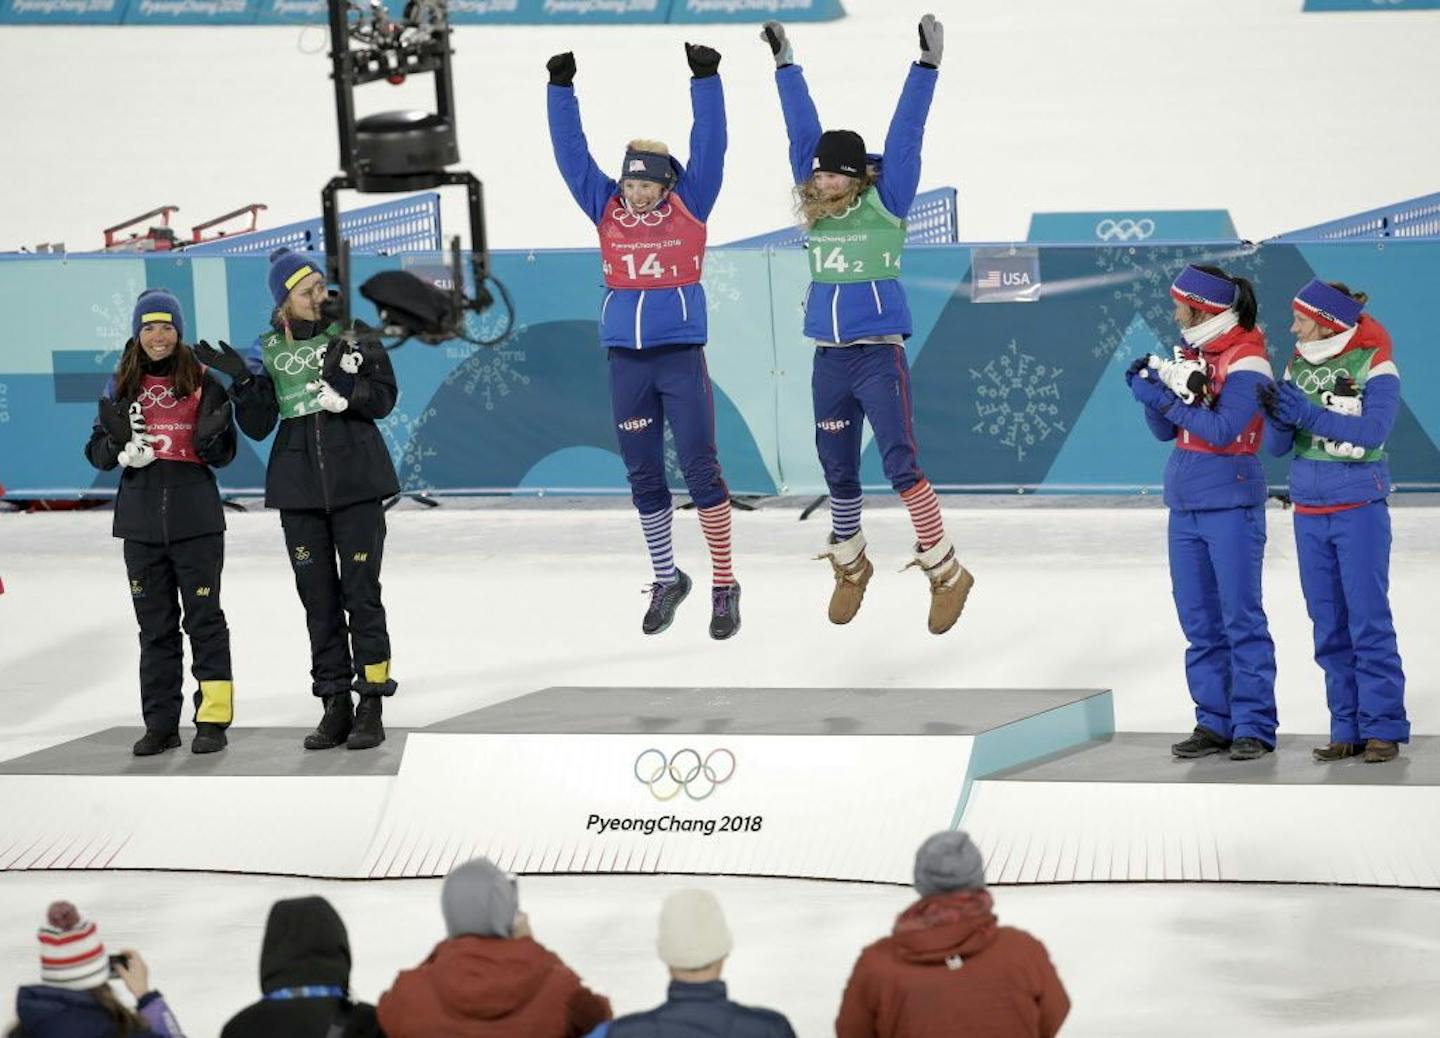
{"left": 1, "top": 503, "right": 1438, "bottom": 1034}
{"left": 4, "top": 1, "right": 1440, "bottom": 252}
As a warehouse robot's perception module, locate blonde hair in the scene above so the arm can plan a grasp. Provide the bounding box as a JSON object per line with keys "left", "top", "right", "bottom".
{"left": 794, "top": 171, "right": 878, "bottom": 228}
{"left": 627, "top": 139, "right": 669, "bottom": 155}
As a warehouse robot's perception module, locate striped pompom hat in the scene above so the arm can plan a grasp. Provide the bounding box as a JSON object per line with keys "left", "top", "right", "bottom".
{"left": 1169, "top": 265, "right": 1237, "bottom": 315}
{"left": 38, "top": 901, "right": 109, "bottom": 990}
{"left": 1292, "top": 278, "right": 1363, "bottom": 333}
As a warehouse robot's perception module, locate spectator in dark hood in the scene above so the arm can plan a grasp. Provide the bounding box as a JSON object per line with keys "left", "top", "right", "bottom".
{"left": 836, "top": 831, "right": 1070, "bottom": 1038}
{"left": 220, "top": 896, "right": 379, "bottom": 1038}
{"left": 8, "top": 900, "right": 184, "bottom": 1038}
{"left": 585, "top": 888, "right": 795, "bottom": 1038}
{"left": 378, "top": 857, "right": 611, "bottom": 1038}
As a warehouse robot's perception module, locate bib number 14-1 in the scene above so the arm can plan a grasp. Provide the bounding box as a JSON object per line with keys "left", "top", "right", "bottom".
{"left": 606, "top": 253, "right": 700, "bottom": 280}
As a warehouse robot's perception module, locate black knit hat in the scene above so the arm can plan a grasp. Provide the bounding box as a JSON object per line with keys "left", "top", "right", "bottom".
{"left": 813, "top": 130, "right": 867, "bottom": 178}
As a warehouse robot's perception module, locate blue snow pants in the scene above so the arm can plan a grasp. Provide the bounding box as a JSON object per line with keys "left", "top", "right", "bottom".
{"left": 1168, "top": 506, "right": 1278, "bottom": 745}
{"left": 813, "top": 344, "right": 924, "bottom": 498}
{"left": 1294, "top": 502, "right": 1409, "bottom": 744}
{"left": 607, "top": 345, "right": 728, "bottom": 514}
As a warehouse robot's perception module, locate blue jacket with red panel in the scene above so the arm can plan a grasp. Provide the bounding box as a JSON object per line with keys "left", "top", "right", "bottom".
{"left": 1138, "top": 326, "right": 1273, "bottom": 512}
{"left": 547, "top": 75, "right": 726, "bottom": 350}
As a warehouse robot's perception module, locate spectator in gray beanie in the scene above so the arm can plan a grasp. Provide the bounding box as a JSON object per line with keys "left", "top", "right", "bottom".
{"left": 836, "top": 830, "right": 1070, "bottom": 1038}
{"left": 584, "top": 889, "right": 795, "bottom": 1038}
{"left": 378, "top": 856, "right": 611, "bottom": 1037}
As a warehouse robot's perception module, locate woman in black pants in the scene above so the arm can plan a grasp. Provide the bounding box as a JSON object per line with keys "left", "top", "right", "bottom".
{"left": 86, "top": 289, "right": 237, "bottom": 756}
{"left": 197, "top": 248, "right": 399, "bottom": 751}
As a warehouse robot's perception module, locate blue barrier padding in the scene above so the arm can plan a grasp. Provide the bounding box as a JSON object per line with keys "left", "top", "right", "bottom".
{"left": 1304, "top": 1, "right": 1440, "bottom": 10}
{"left": 722, "top": 187, "right": 958, "bottom": 249}
{"left": 1027, "top": 210, "right": 1238, "bottom": 244}
{"left": 3, "top": 240, "right": 1438, "bottom": 499}
{"left": 1267, "top": 192, "right": 1440, "bottom": 242}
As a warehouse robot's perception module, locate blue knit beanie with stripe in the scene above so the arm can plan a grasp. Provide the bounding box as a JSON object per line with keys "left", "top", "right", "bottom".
{"left": 268, "top": 247, "right": 323, "bottom": 307}
{"left": 132, "top": 288, "right": 185, "bottom": 341}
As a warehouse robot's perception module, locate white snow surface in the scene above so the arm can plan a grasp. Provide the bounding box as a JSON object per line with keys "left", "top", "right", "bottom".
{"left": 1, "top": 504, "right": 1439, "bottom": 1033}
{"left": 4, "top": 1, "right": 1440, "bottom": 252}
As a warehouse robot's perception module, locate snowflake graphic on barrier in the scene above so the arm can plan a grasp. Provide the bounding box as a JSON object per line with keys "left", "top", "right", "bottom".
{"left": 1090, "top": 244, "right": 1232, "bottom": 360}
{"left": 701, "top": 253, "right": 744, "bottom": 313}
{"left": 379, "top": 405, "right": 440, "bottom": 492}
{"left": 442, "top": 316, "right": 531, "bottom": 412}
{"left": 90, "top": 277, "right": 145, "bottom": 359}
{"left": 0, "top": 381, "right": 9, "bottom": 425}
{"left": 970, "top": 338, "right": 1065, "bottom": 461}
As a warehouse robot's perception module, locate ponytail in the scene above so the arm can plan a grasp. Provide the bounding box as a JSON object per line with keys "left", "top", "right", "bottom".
{"left": 1192, "top": 264, "right": 1257, "bottom": 330}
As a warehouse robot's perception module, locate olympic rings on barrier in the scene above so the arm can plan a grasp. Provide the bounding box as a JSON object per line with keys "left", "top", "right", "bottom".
{"left": 634, "top": 748, "right": 736, "bottom": 801}
{"left": 611, "top": 204, "right": 673, "bottom": 229}
{"left": 1094, "top": 218, "right": 1156, "bottom": 242}
{"left": 271, "top": 345, "right": 320, "bottom": 376}
{"left": 135, "top": 385, "right": 178, "bottom": 409}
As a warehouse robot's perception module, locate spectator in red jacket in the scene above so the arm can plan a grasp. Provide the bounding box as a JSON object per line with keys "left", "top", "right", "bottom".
{"left": 836, "top": 831, "right": 1070, "bottom": 1038}
{"left": 377, "top": 857, "right": 611, "bottom": 1038}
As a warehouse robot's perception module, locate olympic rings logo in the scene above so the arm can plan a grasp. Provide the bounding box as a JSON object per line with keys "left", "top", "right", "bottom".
{"left": 1293, "top": 368, "right": 1344, "bottom": 395}
{"left": 1094, "top": 218, "right": 1156, "bottom": 242}
{"left": 271, "top": 345, "right": 321, "bottom": 376}
{"left": 634, "top": 748, "right": 735, "bottom": 801}
{"left": 611, "top": 204, "right": 673, "bottom": 229}
{"left": 135, "top": 385, "right": 178, "bottom": 409}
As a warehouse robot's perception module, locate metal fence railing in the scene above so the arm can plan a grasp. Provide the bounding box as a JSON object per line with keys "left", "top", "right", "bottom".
{"left": 1267, "top": 191, "right": 1440, "bottom": 242}
{"left": 182, "top": 193, "right": 442, "bottom": 256}
{"left": 722, "top": 186, "right": 958, "bottom": 249}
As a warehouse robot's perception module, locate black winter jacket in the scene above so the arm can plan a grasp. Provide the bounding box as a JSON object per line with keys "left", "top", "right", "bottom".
{"left": 220, "top": 896, "right": 381, "bottom": 1038}
{"left": 84, "top": 363, "right": 235, "bottom": 545}
{"left": 230, "top": 319, "right": 400, "bottom": 511}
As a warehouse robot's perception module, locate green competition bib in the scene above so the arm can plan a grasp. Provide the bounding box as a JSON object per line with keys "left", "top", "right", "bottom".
{"left": 1290, "top": 347, "right": 1385, "bottom": 464}
{"left": 260, "top": 323, "right": 340, "bottom": 419}
{"left": 808, "top": 189, "right": 906, "bottom": 284}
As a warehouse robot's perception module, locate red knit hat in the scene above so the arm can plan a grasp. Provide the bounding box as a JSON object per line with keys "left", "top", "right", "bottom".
{"left": 38, "top": 901, "right": 109, "bottom": 990}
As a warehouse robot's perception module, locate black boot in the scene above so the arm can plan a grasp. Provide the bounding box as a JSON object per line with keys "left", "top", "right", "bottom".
{"left": 1229, "top": 737, "right": 1272, "bottom": 761}
{"left": 642, "top": 569, "right": 692, "bottom": 635}
{"left": 347, "top": 695, "right": 385, "bottom": 751}
{"left": 191, "top": 723, "right": 228, "bottom": 755}
{"left": 304, "top": 694, "right": 354, "bottom": 750}
{"left": 132, "top": 729, "right": 180, "bottom": 757}
{"left": 709, "top": 583, "right": 741, "bottom": 640}
{"left": 1171, "top": 725, "right": 1230, "bottom": 759}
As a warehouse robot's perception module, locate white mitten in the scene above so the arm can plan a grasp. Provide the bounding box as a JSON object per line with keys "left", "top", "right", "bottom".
{"left": 306, "top": 380, "right": 350, "bottom": 414}
{"left": 127, "top": 402, "right": 148, "bottom": 438}
{"left": 118, "top": 436, "right": 158, "bottom": 468}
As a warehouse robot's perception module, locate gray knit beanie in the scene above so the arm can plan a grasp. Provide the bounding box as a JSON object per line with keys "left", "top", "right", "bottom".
{"left": 913, "top": 830, "right": 986, "bottom": 896}
{"left": 441, "top": 857, "right": 518, "bottom": 938}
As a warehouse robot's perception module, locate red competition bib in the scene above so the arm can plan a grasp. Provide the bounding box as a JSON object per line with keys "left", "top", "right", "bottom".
{"left": 1176, "top": 326, "right": 1267, "bottom": 457}
{"left": 598, "top": 193, "right": 706, "bottom": 290}
{"left": 137, "top": 374, "right": 201, "bottom": 464}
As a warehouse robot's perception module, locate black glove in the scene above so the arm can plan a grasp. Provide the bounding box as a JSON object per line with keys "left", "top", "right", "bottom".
{"left": 194, "top": 340, "right": 250, "bottom": 383}
{"left": 1257, "top": 382, "right": 1284, "bottom": 423}
{"left": 685, "top": 42, "right": 721, "bottom": 79}
{"left": 195, "top": 394, "right": 233, "bottom": 444}
{"left": 547, "top": 52, "right": 576, "bottom": 87}
{"left": 1126, "top": 356, "right": 1150, "bottom": 380}
{"left": 97, "top": 396, "right": 133, "bottom": 446}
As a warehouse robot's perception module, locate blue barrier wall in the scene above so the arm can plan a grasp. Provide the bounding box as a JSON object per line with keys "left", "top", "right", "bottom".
{"left": 2, "top": 241, "right": 1438, "bottom": 498}
{"left": 0, "top": 0, "right": 845, "bottom": 23}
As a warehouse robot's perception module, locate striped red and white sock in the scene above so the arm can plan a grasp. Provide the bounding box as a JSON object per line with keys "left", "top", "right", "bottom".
{"left": 697, "top": 502, "right": 735, "bottom": 587}
{"left": 900, "top": 479, "right": 945, "bottom": 551}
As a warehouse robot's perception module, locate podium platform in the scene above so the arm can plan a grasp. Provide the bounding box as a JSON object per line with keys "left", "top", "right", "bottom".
{"left": 0, "top": 687, "right": 1110, "bottom": 882}
{"left": 963, "top": 733, "right": 1440, "bottom": 887}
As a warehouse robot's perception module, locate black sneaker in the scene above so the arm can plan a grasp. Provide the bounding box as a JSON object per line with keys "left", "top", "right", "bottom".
{"left": 132, "top": 729, "right": 181, "bottom": 757}
{"left": 191, "top": 723, "right": 228, "bottom": 755}
{"left": 642, "top": 570, "right": 692, "bottom": 635}
{"left": 1171, "top": 725, "right": 1230, "bottom": 759}
{"left": 1229, "top": 737, "right": 1272, "bottom": 761}
{"left": 709, "top": 583, "right": 741, "bottom": 641}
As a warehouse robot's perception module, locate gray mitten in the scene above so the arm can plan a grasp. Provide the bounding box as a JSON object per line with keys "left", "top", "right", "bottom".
{"left": 760, "top": 21, "right": 793, "bottom": 68}
{"left": 919, "top": 13, "right": 943, "bottom": 68}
